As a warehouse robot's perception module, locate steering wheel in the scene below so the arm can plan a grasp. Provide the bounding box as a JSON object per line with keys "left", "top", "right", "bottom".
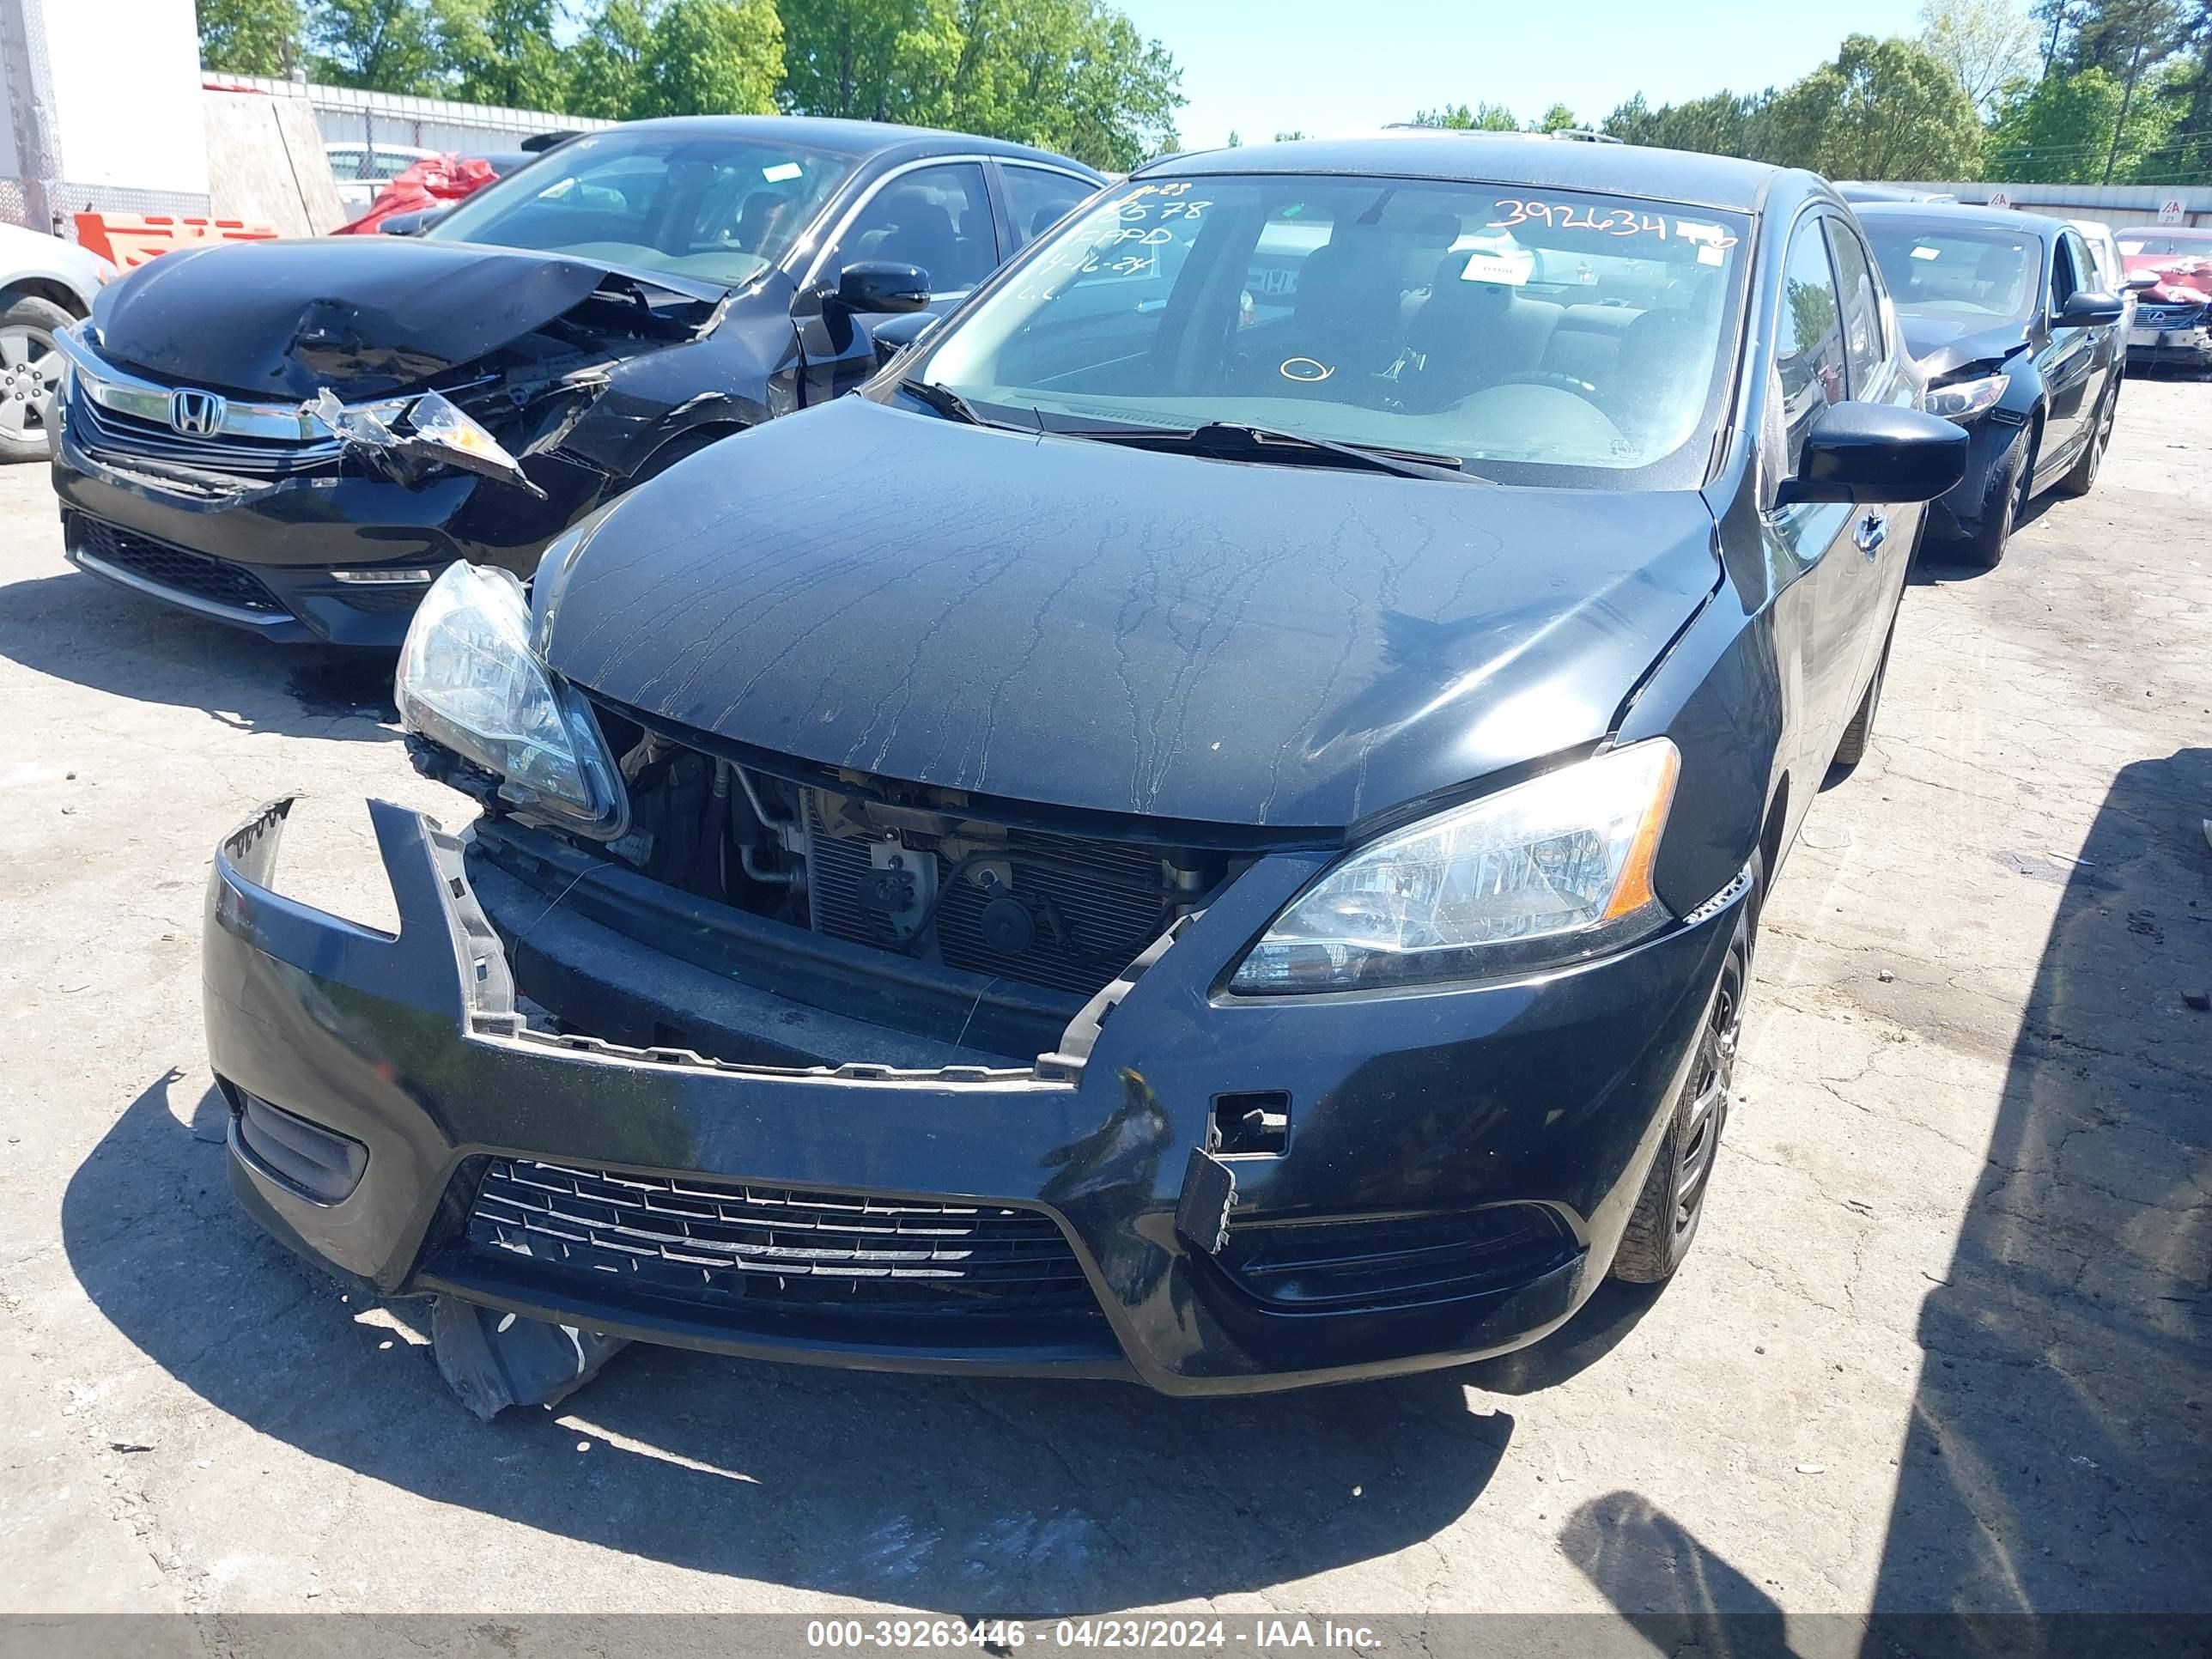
{"left": 1498, "top": 369, "right": 1601, "bottom": 398}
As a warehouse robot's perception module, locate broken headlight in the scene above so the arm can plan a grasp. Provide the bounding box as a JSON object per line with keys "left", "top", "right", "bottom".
{"left": 394, "top": 561, "right": 626, "bottom": 836}
{"left": 1230, "top": 740, "right": 1680, "bottom": 994}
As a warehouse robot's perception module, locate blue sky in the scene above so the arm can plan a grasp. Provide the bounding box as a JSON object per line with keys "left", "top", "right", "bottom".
{"left": 1109, "top": 0, "right": 1929, "bottom": 150}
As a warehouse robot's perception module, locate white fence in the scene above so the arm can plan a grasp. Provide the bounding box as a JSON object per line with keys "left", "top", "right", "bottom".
{"left": 1884, "top": 182, "right": 2212, "bottom": 229}
{"left": 209, "top": 74, "right": 614, "bottom": 158}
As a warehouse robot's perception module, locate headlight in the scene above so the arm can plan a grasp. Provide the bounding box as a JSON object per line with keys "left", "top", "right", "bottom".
{"left": 394, "top": 561, "right": 627, "bottom": 836}
{"left": 1924, "top": 374, "right": 2007, "bottom": 422}
{"left": 1230, "top": 740, "right": 1680, "bottom": 994}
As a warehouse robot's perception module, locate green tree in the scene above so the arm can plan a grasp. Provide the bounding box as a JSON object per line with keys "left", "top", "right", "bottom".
{"left": 633, "top": 0, "right": 783, "bottom": 116}
{"left": 1918, "top": 0, "right": 2039, "bottom": 111}
{"left": 307, "top": 0, "right": 441, "bottom": 92}
{"left": 198, "top": 0, "right": 301, "bottom": 75}
{"left": 1533, "top": 100, "right": 1578, "bottom": 131}
{"left": 1273, "top": 129, "right": 1309, "bottom": 141}
{"left": 1766, "top": 33, "right": 1984, "bottom": 179}
{"left": 431, "top": 0, "right": 568, "bottom": 106}
{"left": 565, "top": 0, "right": 656, "bottom": 116}
{"left": 1987, "top": 63, "right": 2181, "bottom": 177}
{"left": 776, "top": 0, "right": 961, "bottom": 123}
{"left": 1601, "top": 88, "right": 1780, "bottom": 158}
{"left": 1411, "top": 100, "right": 1518, "bottom": 130}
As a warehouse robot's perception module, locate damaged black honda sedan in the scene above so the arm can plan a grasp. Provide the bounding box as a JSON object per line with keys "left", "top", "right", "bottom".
{"left": 52, "top": 117, "right": 1099, "bottom": 646}
{"left": 203, "top": 137, "right": 1966, "bottom": 1399}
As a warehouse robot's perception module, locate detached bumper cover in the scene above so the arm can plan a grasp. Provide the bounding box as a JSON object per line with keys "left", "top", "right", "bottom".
{"left": 203, "top": 798, "right": 1742, "bottom": 1394}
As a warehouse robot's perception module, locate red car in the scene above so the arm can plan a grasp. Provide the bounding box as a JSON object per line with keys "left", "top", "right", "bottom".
{"left": 2119, "top": 227, "right": 2212, "bottom": 371}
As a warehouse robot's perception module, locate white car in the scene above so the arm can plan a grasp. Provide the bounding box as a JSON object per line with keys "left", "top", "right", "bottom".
{"left": 325, "top": 142, "right": 441, "bottom": 215}
{"left": 2067, "top": 218, "right": 2137, "bottom": 331}
{"left": 0, "top": 222, "right": 111, "bottom": 462}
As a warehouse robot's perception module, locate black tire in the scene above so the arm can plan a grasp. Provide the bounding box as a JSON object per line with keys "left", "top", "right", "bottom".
{"left": 1955, "top": 424, "right": 2033, "bottom": 568}
{"left": 0, "top": 294, "right": 73, "bottom": 464}
{"left": 1832, "top": 624, "right": 1893, "bottom": 771}
{"left": 1613, "top": 915, "right": 1749, "bottom": 1284}
{"left": 2054, "top": 377, "right": 2117, "bottom": 497}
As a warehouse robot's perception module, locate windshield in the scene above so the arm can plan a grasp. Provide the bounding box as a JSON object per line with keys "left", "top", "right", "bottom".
{"left": 910, "top": 176, "right": 1751, "bottom": 487}
{"left": 1864, "top": 222, "right": 2042, "bottom": 325}
{"left": 427, "top": 130, "right": 854, "bottom": 289}
{"left": 2118, "top": 230, "right": 2212, "bottom": 258}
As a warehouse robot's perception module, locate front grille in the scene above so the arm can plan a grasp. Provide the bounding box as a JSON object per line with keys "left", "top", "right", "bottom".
{"left": 465, "top": 1159, "right": 1097, "bottom": 1316}
{"left": 70, "top": 514, "right": 287, "bottom": 615}
{"left": 2137, "top": 302, "right": 2206, "bottom": 329}
{"left": 1219, "top": 1205, "right": 1580, "bottom": 1311}
{"left": 805, "top": 798, "right": 1172, "bottom": 1000}
{"left": 69, "top": 381, "right": 343, "bottom": 479}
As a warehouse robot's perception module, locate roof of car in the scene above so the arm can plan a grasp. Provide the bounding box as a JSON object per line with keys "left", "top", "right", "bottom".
{"left": 591, "top": 114, "right": 1103, "bottom": 176}
{"left": 1853, "top": 200, "right": 2066, "bottom": 237}
{"left": 1135, "top": 132, "right": 1793, "bottom": 213}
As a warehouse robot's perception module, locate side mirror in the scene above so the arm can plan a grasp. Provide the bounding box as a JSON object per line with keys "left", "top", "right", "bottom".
{"left": 831, "top": 261, "right": 931, "bottom": 314}
{"left": 1775, "top": 401, "right": 1968, "bottom": 507}
{"left": 870, "top": 308, "right": 941, "bottom": 368}
{"left": 377, "top": 210, "right": 447, "bottom": 237}
{"left": 2056, "top": 289, "right": 2125, "bottom": 326}
{"left": 2123, "top": 271, "right": 2160, "bottom": 292}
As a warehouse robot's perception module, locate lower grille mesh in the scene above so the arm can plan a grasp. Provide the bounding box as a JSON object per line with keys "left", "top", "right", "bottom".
{"left": 70, "top": 515, "right": 286, "bottom": 615}
{"left": 465, "top": 1159, "right": 1097, "bottom": 1315}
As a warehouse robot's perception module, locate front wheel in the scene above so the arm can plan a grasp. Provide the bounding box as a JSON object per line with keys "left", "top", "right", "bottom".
{"left": 0, "top": 295, "right": 72, "bottom": 464}
{"left": 1955, "top": 427, "right": 2033, "bottom": 568}
{"left": 1612, "top": 917, "right": 1749, "bottom": 1284}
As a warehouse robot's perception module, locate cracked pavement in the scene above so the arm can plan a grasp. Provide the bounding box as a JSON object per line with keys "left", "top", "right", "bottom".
{"left": 0, "top": 379, "right": 2205, "bottom": 1624}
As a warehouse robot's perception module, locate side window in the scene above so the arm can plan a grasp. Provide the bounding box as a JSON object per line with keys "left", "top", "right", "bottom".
{"left": 823, "top": 162, "right": 997, "bottom": 295}
{"left": 2051, "top": 235, "right": 2079, "bottom": 307}
{"left": 1825, "top": 220, "right": 1887, "bottom": 395}
{"left": 1003, "top": 166, "right": 1089, "bottom": 250}
{"left": 1773, "top": 218, "right": 1848, "bottom": 471}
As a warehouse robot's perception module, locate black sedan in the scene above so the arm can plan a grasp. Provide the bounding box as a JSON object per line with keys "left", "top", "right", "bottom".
{"left": 201, "top": 136, "right": 1965, "bottom": 1401}
{"left": 1857, "top": 203, "right": 2129, "bottom": 567}
{"left": 52, "top": 117, "right": 1101, "bottom": 645}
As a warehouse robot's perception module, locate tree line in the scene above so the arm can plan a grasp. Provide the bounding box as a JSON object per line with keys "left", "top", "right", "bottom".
{"left": 1415, "top": 0, "right": 2212, "bottom": 185}
{"left": 194, "top": 0, "right": 1183, "bottom": 172}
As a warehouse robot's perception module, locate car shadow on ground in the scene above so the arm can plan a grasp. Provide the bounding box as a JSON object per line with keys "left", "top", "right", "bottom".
{"left": 1562, "top": 750, "right": 2212, "bottom": 1634}
{"left": 0, "top": 569, "right": 399, "bottom": 738}
{"left": 64, "top": 1073, "right": 1530, "bottom": 1610}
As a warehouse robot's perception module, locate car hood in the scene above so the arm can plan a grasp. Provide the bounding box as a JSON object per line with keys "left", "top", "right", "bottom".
{"left": 544, "top": 398, "right": 1722, "bottom": 831}
{"left": 89, "top": 237, "right": 727, "bottom": 401}
{"left": 1899, "top": 313, "right": 2031, "bottom": 380}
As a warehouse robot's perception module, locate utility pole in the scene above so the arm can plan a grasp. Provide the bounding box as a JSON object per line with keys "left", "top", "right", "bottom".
{"left": 2102, "top": 21, "right": 2148, "bottom": 183}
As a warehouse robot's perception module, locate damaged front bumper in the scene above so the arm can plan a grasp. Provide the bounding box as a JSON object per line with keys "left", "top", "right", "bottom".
{"left": 204, "top": 797, "right": 1743, "bottom": 1395}
{"left": 51, "top": 330, "right": 601, "bottom": 647}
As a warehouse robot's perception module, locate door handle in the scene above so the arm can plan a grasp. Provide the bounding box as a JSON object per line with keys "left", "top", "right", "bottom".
{"left": 1855, "top": 513, "right": 1887, "bottom": 558}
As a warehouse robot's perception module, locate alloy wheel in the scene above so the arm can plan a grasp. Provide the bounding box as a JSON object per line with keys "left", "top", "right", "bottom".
{"left": 1674, "top": 951, "right": 1743, "bottom": 1235}
{"left": 0, "top": 324, "right": 61, "bottom": 446}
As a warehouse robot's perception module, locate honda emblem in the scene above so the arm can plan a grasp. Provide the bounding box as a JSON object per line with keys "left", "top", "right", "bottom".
{"left": 169, "top": 388, "right": 225, "bottom": 437}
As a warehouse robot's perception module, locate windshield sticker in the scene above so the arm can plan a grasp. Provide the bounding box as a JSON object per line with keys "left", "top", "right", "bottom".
{"left": 1460, "top": 251, "right": 1530, "bottom": 285}
{"left": 762, "top": 161, "right": 803, "bottom": 182}
{"left": 1911, "top": 245, "right": 1942, "bottom": 259}
{"left": 1697, "top": 245, "right": 1723, "bottom": 266}
{"left": 1486, "top": 199, "right": 1737, "bottom": 249}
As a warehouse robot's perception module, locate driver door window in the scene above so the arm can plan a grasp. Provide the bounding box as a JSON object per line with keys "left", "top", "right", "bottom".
{"left": 823, "top": 162, "right": 997, "bottom": 298}
{"left": 1773, "top": 219, "right": 1849, "bottom": 471}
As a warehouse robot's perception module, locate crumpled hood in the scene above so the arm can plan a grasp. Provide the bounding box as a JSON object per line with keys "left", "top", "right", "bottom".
{"left": 90, "top": 238, "right": 720, "bottom": 401}
{"left": 1900, "top": 313, "right": 2030, "bottom": 381}
{"left": 545, "top": 398, "right": 1722, "bottom": 830}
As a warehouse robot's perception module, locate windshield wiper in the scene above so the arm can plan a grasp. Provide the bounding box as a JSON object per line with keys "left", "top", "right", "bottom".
{"left": 899, "top": 378, "right": 987, "bottom": 426}
{"left": 1066, "top": 421, "right": 1484, "bottom": 483}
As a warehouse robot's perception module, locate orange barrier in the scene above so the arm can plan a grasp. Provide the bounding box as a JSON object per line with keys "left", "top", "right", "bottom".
{"left": 72, "top": 213, "right": 280, "bottom": 270}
